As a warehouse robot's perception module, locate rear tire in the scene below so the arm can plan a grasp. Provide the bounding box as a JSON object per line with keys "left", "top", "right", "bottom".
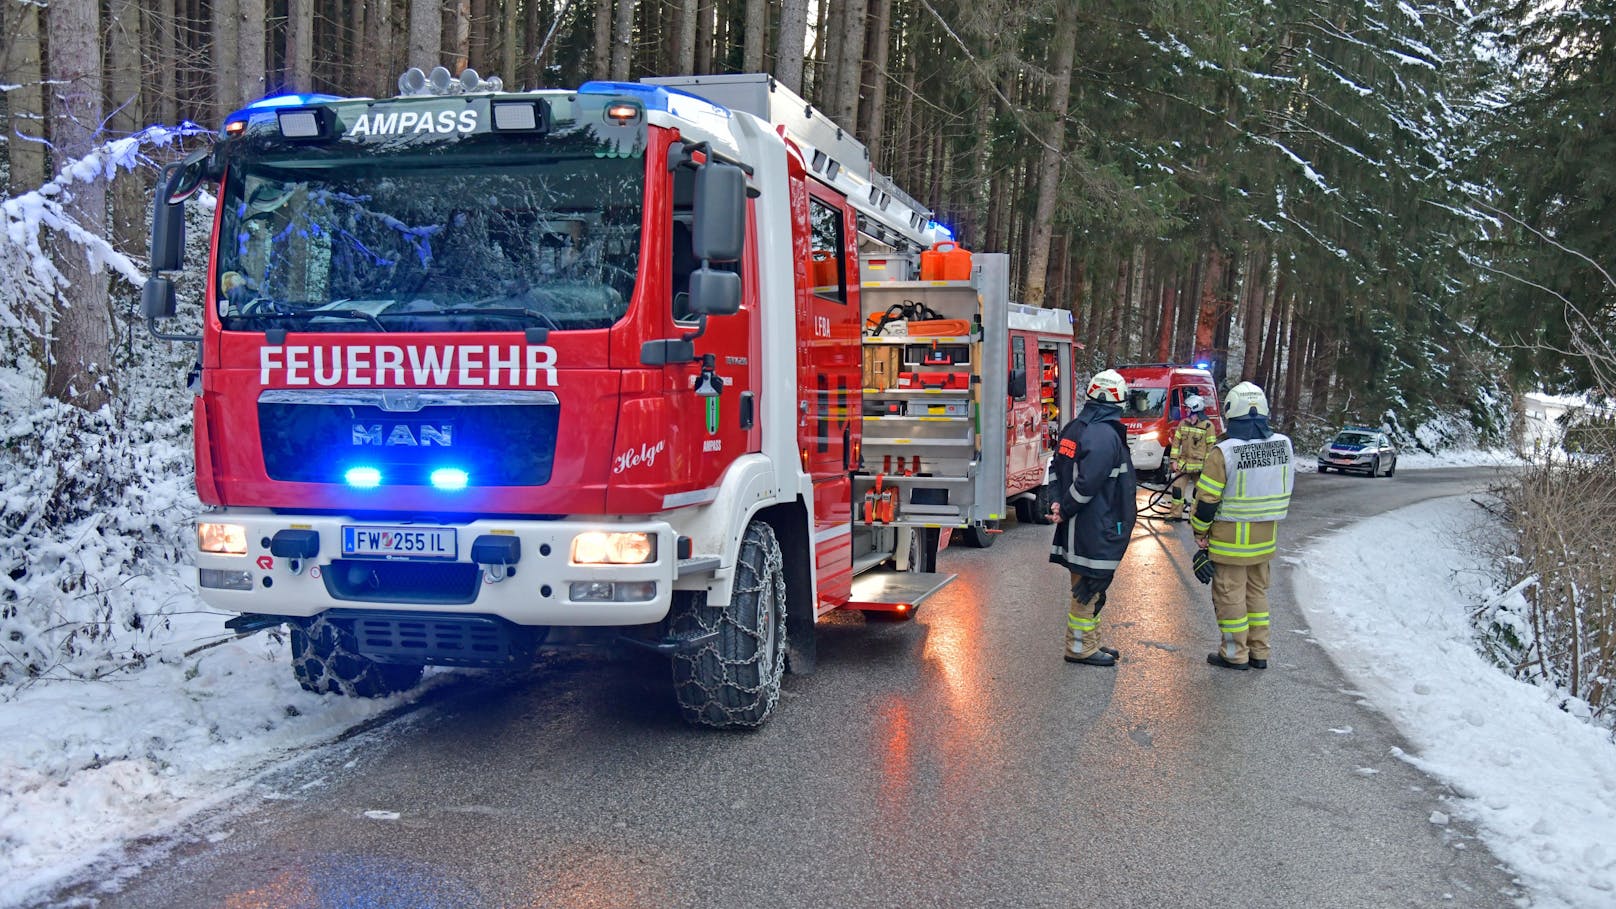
{"left": 960, "top": 523, "right": 996, "bottom": 548}
{"left": 290, "top": 614, "right": 423, "bottom": 699}
{"left": 670, "top": 520, "right": 787, "bottom": 728}
{"left": 1014, "top": 481, "right": 1053, "bottom": 524}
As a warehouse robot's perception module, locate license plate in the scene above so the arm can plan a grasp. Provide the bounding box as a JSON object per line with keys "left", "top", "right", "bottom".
{"left": 342, "top": 525, "right": 457, "bottom": 559}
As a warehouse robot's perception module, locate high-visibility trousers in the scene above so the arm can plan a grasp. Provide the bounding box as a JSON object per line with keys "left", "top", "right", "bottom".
{"left": 1211, "top": 559, "right": 1272, "bottom": 664}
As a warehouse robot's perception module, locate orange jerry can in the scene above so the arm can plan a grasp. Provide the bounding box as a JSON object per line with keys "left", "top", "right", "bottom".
{"left": 919, "top": 241, "right": 972, "bottom": 281}
{"left": 809, "top": 249, "right": 840, "bottom": 292}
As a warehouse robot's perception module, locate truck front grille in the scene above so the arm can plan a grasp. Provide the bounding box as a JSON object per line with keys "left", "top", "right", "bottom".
{"left": 322, "top": 558, "right": 481, "bottom": 605}
{"left": 258, "top": 400, "right": 559, "bottom": 486}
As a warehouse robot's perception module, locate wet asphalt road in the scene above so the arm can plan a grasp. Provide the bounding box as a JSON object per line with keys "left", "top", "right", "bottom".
{"left": 55, "top": 467, "right": 1531, "bottom": 909}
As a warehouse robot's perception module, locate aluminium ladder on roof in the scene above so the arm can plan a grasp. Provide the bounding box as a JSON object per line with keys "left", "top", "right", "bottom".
{"left": 640, "top": 73, "right": 945, "bottom": 253}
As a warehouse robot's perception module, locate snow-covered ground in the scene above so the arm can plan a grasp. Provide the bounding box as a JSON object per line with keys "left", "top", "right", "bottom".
{"left": 1294, "top": 496, "right": 1616, "bottom": 909}
{"left": 0, "top": 616, "right": 423, "bottom": 907}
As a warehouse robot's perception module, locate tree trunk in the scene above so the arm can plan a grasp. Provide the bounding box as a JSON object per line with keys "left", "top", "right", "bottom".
{"left": 153, "top": 0, "right": 178, "bottom": 122}
{"left": 287, "top": 0, "right": 315, "bottom": 88}
{"left": 213, "top": 0, "right": 240, "bottom": 116}
{"left": 524, "top": 0, "right": 544, "bottom": 85}
{"left": 856, "top": 0, "right": 890, "bottom": 153}
{"left": 1155, "top": 269, "right": 1177, "bottom": 362}
{"left": 1191, "top": 247, "right": 1226, "bottom": 367}
{"left": 1020, "top": 4, "right": 1076, "bottom": 307}
{"left": 609, "top": 0, "right": 634, "bottom": 78}
{"left": 367, "top": 0, "right": 395, "bottom": 94}
{"left": 45, "top": 0, "right": 111, "bottom": 410}
{"left": 695, "top": 0, "right": 715, "bottom": 73}
{"left": 451, "top": 0, "right": 471, "bottom": 72}
{"left": 1243, "top": 248, "right": 1269, "bottom": 381}
{"left": 1280, "top": 301, "right": 1305, "bottom": 431}
{"left": 775, "top": 0, "right": 807, "bottom": 92}
{"left": 108, "top": 0, "right": 146, "bottom": 253}
{"left": 670, "top": 0, "right": 697, "bottom": 74}
{"left": 469, "top": 0, "right": 487, "bottom": 73}
{"left": 1259, "top": 274, "right": 1287, "bottom": 390}
{"left": 742, "top": 0, "right": 765, "bottom": 71}
{"left": 237, "top": 0, "right": 266, "bottom": 102}
{"left": 832, "top": 0, "right": 866, "bottom": 127}
{"left": 409, "top": 0, "right": 442, "bottom": 67}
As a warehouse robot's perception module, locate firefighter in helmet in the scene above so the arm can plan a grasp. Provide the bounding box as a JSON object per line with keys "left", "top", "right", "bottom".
{"left": 1168, "top": 393, "right": 1215, "bottom": 521}
{"left": 1190, "top": 382, "right": 1294, "bottom": 670}
{"left": 1049, "top": 369, "right": 1138, "bottom": 666}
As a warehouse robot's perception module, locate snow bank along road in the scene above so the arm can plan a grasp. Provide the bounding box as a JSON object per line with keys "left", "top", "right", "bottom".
{"left": 44, "top": 468, "right": 1531, "bottom": 909}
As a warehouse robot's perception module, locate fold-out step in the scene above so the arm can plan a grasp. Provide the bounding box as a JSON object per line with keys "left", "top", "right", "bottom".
{"left": 845, "top": 570, "right": 956, "bottom": 613}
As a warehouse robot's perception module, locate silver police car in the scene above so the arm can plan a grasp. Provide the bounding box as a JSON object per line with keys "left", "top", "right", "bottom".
{"left": 1317, "top": 427, "right": 1398, "bottom": 477}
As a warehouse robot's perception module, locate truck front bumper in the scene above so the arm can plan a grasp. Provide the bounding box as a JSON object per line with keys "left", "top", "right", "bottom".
{"left": 193, "top": 511, "right": 684, "bottom": 626}
{"left": 1129, "top": 437, "right": 1166, "bottom": 473}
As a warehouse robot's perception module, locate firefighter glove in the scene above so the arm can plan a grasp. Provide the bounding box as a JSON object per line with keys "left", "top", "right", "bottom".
{"left": 1192, "top": 547, "right": 1215, "bottom": 585}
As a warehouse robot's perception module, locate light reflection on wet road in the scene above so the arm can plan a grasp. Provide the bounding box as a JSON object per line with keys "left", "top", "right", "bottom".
{"left": 55, "top": 469, "right": 1527, "bottom": 909}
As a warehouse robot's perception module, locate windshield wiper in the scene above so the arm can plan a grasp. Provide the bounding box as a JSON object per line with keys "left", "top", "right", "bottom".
{"left": 251, "top": 308, "right": 388, "bottom": 332}
{"left": 377, "top": 307, "right": 562, "bottom": 331}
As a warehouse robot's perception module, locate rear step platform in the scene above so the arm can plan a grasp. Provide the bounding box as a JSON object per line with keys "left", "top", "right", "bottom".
{"left": 845, "top": 570, "right": 956, "bottom": 614}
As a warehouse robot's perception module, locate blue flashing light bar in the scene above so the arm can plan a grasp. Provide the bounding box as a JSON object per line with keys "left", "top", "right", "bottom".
{"left": 345, "top": 466, "right": 383, "bottom": 489}
{"left": 929, "top": 220, "right": 955, "bottom": 240}
{"left": 430, "top": 468, "right": 469, "bottom": 491}
{"left": 577, "top": 81, "right": 731, "bottom": 119}
{"left": 1195, "top": 361, "right": 1211, "bottom": 370}
{"left": 223, "top": 92, "right": 345, "bottom": 131}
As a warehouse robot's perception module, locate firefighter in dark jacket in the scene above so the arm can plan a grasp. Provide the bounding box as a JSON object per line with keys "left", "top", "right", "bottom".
{"left": 1049, "top": 369, "right": 1138, "bottom": 666}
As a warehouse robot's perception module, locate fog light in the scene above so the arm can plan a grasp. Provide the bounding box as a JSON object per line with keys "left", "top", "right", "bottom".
{"left": 198, "top": 522, "right": 247, "bottom": 555}
{"left": 570, "top": 532, "right": 656, "bottom": 565}
{"left": 612, "top": 581, "right": 656, "bottom": 602}
{"left": 570, "top": 581, "right": 615, "bottom": 602}
{"left": 199, "top": 568, "right": 253, "bottom": 591}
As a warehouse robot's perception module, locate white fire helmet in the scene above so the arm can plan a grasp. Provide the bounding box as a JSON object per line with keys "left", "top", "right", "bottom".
{"left": 1223, "top": 381, "right": 1270, "bottom": 419}
{"left": 1087, "top": 369, "right": 1128, "bottom": 403}
{"left": 1184, "top": 394, "right": 1207, "bottom": 415}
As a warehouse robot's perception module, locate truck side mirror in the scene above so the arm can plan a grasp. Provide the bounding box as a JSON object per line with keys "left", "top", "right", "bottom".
{"left": 1008, "top": 368, "right": 1027, "bottom": 400}
{"left": 150, "top": 149, "right": 209, "bottom": 273}
{"left": 142, "top": 276, "right": 177, "bottom": 319}
{"left": 692, "top": 162, "right": 746, "bottom": 263}
{"left": 687, "top": 267, "right": 741, "bottom": 316}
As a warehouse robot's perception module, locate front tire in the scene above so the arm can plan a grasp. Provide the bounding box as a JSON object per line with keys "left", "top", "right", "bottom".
{"left": 290, "top": 614, "right": 423, "bottom": 699}
{"left": 1385, "top": 457, "right": 1396, "bottom": 477}
{"left": 671, "top": 520, "right": 787, "bottom": 728}
{"left": 1367, "top": 456, "right": 1381, "bottom": 477}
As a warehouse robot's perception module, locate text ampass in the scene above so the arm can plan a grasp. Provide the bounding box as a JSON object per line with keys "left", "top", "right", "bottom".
{"left": 259, "top": 344, "right": 558, "bottom": 387}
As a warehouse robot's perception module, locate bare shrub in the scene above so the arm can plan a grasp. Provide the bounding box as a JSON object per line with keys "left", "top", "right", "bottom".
{"left": 1483, "top": 437, "right": 1616, "bottom": 723}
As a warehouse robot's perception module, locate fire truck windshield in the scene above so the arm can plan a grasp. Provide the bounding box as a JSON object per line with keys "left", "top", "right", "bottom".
{"left": 215, "top": 153, "right": 643, "bottom": 333}
{"left": 1122, "top": 387, "right": 1168, "bottom": 418}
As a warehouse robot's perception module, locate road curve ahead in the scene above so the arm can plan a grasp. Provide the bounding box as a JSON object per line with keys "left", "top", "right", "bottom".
{"left": 53, "top": 468, "right": 1527, "bottom": 909}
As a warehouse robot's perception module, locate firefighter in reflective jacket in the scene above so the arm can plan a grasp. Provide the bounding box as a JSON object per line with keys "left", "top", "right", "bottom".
{"left": 1190, "top": 382, "right": 1294, "bottom": 670}
{"left": 1169, "top": 394, "right": 1215, "bottom": 521}
{"left": 1049, "top": 369, "right": 1138, "bottom": 666}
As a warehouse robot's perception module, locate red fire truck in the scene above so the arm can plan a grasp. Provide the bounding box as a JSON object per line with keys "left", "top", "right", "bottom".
{"left": 142, "top": 70, "right": 1071, "bottom": 728}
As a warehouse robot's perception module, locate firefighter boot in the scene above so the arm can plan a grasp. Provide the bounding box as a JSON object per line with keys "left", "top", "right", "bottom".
{"left": 1064, "top": 594, "right": 1116, "bottom": 666}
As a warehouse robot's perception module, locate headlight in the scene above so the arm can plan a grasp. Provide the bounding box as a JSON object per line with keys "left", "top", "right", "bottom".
{"left": 1139, "top": 430, "right": 1159, "bottom": 442}
{"left": 570, "top": 531, "right": 657, "bottom": 565}
{"left": 198, "top": 522, "right": 248, "bottom": 555}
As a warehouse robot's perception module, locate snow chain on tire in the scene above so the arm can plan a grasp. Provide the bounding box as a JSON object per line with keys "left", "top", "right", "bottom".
{"left": 290, "top": 614, "right": 423, "bottom": 699}
{"left": 670, "top": 520, "right": 787, "bottom": 729}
